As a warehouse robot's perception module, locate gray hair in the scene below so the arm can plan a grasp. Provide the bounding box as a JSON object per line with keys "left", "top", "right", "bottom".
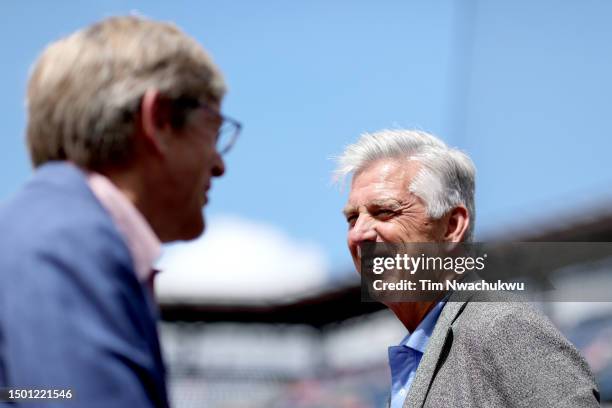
{"left": 335, "top": 129, "right": 476, "bottom": 241}
{"left": 26, "top": 15, "right": 226, "bottom": 169}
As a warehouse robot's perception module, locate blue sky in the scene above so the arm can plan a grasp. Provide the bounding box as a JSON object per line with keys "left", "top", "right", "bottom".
{"left": 2, "top": 1, "right": 611, "bottom": 279}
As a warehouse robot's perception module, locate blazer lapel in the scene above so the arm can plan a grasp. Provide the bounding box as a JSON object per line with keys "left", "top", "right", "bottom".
{"left": 402, "top": 298, "right": 467, "bottom": 408}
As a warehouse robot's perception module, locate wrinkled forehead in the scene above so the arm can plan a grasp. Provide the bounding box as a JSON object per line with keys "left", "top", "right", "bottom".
{"left": 348, "top": 158, "right": 422, "bottom": 203}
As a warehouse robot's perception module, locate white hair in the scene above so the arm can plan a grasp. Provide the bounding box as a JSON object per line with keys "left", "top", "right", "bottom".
{"left": 335, "top": 129, "right": 476, "bottom": 241}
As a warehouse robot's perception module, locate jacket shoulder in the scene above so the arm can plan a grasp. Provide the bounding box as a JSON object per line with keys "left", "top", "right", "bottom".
{"left": 448, "top": 301, "right": 600, "bottom": 407}
{"left": 0, "top": 162, "right": 134, "bottom": 289}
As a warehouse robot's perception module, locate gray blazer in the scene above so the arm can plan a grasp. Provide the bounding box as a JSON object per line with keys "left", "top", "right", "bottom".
{"left": 394, "top": 296, "right": 600, "bottom": 407}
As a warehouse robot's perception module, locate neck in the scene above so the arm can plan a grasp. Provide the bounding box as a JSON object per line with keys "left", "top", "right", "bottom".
{"left": 387, "top": 301, "right": 436, "bottom": 332}
{"left": 98, "top": 165, "right": 169, "bottom": 242}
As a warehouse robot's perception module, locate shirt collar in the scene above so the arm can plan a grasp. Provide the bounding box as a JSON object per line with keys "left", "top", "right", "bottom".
{"left": 401, "top": 301, "right": 446, "bottom": 354}
{"left": 85, "top": 171, "right": 161, "bottom": 284}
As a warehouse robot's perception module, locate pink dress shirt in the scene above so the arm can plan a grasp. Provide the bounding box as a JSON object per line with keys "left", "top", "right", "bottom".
{"left": 86, "top": 172, "right": 161, "bottom": 293}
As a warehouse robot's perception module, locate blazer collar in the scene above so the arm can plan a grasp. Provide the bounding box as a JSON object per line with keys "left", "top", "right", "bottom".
{"left": 402, "top": 294, "right": 468, "bottom": 408}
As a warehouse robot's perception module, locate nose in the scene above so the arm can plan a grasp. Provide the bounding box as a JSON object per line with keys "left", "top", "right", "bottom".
{"left": 212, "top": 150, "right": 225, "bottom": 177}
{"left": 347, "top": 214, "right": 378, "bottom": 250}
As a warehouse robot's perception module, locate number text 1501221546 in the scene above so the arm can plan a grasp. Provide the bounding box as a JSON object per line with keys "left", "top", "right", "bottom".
{"left": 0, "top": 388, "right": 73, "bottom": 401}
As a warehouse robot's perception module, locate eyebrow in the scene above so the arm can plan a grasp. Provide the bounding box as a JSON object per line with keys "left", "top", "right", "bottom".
{"left": 368, "top": 198, "right": 402, "bottom": 208}
{"left": 342, "top": 205, "right": 357, "bottom": 218}
{"left": 342, "top": 199, "right": 403, "bottom": 217}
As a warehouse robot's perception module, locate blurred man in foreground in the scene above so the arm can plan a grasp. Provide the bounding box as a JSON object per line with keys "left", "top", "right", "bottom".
{"left": 0, "top": 16, "right": 240, "bottom": 407}
{"left": 336, "top": 130, "right": 599, "bottom": 407}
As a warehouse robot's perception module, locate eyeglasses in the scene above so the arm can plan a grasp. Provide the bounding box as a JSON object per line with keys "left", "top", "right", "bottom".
{"left": 215, "top": 112, "right": 242, "bottom": 155}
{"left": 198, "top": 103, "right": 242, "bottom": 155}
{"left": 171, "top": 97, "right": 242, "bottom": 155}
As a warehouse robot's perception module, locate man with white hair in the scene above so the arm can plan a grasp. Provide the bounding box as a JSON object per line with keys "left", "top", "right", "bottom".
{"left": 0, "top": 16, "right": 240, "bottom": 407}
{"left": 336, "top": 129, "right": 599, "bottom": 407}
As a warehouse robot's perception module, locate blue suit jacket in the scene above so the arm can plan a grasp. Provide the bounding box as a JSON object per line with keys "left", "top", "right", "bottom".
{"left": 0, "top": 162, "right": 169, "bottom": 407}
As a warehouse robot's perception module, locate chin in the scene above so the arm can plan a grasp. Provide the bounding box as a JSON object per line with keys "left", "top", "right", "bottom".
{"left": 179, "top": 216, "right": 205, "bottom": 241}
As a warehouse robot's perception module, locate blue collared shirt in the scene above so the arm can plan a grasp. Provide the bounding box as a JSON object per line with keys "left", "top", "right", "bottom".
{"left": 388, "top": 301, "right": 446, "bottom": 408}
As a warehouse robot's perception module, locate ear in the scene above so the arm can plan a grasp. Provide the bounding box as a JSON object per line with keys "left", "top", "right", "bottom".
{"left": 139, "top": 89, "right": 173, "bottom": 156}
{"left": 444, "top": 206, "right": 470, "bottom": 243}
